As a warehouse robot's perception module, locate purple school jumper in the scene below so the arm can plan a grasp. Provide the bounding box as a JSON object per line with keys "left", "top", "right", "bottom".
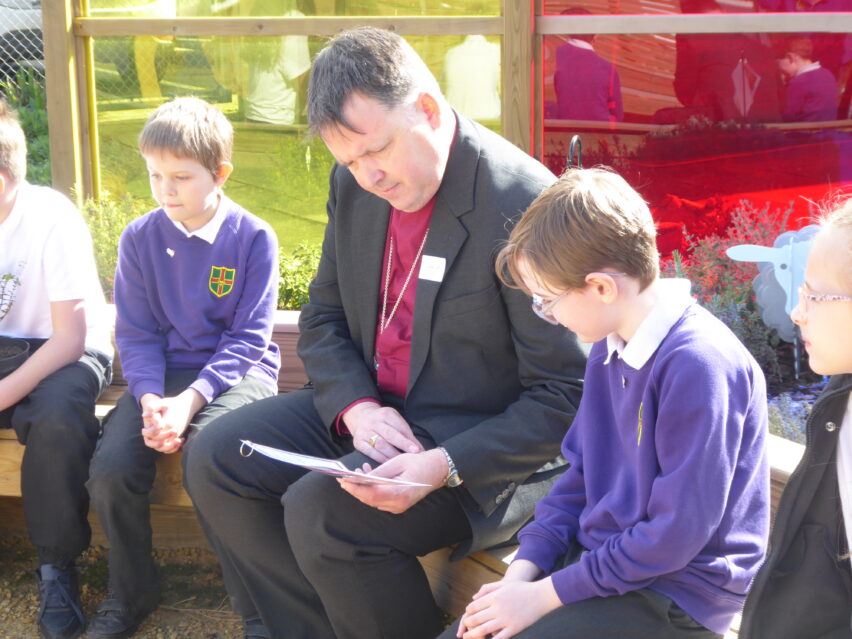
{"left": 516, "top": 288, "right": 769, "bottom": 635}
{"left": 114, "top": 197, "right": 280, "bottom": 403}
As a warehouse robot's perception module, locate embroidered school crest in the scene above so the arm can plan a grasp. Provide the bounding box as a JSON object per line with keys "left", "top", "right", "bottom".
{"left": 209, "top": 266, "right": 236, "bottom": 297}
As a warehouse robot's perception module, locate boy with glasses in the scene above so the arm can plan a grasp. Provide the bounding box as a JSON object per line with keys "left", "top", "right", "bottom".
{"left": 741, "top": 197, "right": 852, "bottom": 639}
{"left": 442, "top": 168, "right": 770, "bottom": 639}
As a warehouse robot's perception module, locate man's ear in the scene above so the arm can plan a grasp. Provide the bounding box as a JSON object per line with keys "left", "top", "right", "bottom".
{"left": 0, "top": 171, "right": 6, "bottom": 196}
{"left": 214, "top": 162, "right": 234, "bottom": 187}
{"left": 416, "top": 92, "right": 442, "bottom": 129}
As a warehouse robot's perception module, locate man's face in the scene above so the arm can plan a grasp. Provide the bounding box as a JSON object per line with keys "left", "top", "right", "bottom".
{"left": 321, "top": 92, "right": 446, "bottom": 212}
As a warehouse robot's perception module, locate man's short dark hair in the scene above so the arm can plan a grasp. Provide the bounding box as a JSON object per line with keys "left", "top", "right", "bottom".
{"left": 307, "top": 27, "right": 439, "bottom": 136}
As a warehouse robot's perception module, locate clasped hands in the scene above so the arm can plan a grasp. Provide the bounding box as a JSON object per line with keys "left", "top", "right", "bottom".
{"left": 337, "top": 401, "right": 449, "bottom": 514}
{"left": 455, "top": 560, "right": 562, "bottom": 639}
{"left": 139, "top": 388, "right": 205, "bottom": 454}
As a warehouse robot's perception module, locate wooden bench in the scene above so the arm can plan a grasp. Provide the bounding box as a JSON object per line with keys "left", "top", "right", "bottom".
{"left": 0, "top": 308, "right": 805, "bottom": 621}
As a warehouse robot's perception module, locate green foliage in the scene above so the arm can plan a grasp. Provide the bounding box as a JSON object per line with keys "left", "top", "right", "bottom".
{"left": 81, "top": 193, "right": 145, "bottom": 302}
{"left": 768, "top": 393, "right": 810, "bottom": 444}
{"left": 661, "top": 201, "right": 794, "bottom": 384}
{"left": 0, "top": 69, "right": 50, "bottom": 185}
{"left": 278, "top": 243, "right": 321, "bottom": 310}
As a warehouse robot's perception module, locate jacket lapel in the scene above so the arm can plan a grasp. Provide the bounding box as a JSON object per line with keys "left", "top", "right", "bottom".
{"left": 349, "top": 189, "right": 391, "bottom": 365}
{"left": 406, "top": 114, "right": 480, "bottom": 395}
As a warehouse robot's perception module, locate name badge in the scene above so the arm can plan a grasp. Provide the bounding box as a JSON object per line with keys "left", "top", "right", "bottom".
{"left": 419, "top": 255, "right": 446, "bottom": 282}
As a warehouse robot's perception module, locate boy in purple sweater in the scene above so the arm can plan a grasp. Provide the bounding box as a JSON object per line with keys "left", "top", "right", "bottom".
{"left": 442, "top": 168, "right": 769, "bottom": 639}
{"left": 86, "top": 98, "right": 280, "bottom": 638}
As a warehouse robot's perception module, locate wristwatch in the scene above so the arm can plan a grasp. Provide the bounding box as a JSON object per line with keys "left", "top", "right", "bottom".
{"left": 437, "top": 446, "right": 463, "bottom": 488}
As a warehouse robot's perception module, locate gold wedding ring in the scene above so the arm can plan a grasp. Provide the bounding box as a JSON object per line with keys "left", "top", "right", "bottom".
{"left": 368, "top": 434, "right": 380, "bottom": 448}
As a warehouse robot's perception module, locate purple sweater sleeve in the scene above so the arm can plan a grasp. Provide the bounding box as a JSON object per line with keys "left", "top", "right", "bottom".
{"left": 533, "top": 347, "right": 759, "bottom": 606}
{"left": 189, "top": 227, "right": 278, "bottom": 403}
{"left": 114, "top": 226, "right": 168, "bottom": 401}
{"left": 515, "top": 427, "right": 585, "bottom": 574}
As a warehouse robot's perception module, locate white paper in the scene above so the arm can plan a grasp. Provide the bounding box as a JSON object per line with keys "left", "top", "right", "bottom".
{"left": 419, "top": 255, "right": 446, "bottom": 282}
{"left": 239, "top": 440, "right": 430, "bottom": 487}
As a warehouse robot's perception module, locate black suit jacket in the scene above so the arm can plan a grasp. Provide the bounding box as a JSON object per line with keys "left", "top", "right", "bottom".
{"left": 297, "top": 113, "right": 586, "bottom": 554}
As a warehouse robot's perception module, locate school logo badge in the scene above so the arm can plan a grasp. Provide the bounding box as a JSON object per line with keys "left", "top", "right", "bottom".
{"left": 209, "top": 266, "right": 236, "bottom": 298}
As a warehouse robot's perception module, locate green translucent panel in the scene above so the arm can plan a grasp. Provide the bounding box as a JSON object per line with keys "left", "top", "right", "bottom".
{"left": 93, "top": 34, "right": 502, "bottom": 251}
{"left": 87, "top": 0, "right": 501, "bottom": 17}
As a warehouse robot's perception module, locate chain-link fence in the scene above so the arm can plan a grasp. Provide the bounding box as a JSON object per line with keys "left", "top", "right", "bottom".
{"left": 0, "top": 0, "right": 44, "bottom": 89}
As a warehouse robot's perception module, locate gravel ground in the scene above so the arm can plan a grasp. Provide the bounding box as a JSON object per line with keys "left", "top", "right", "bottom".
{"left": 0, "top": 537, "right": 242, "bottom": 638}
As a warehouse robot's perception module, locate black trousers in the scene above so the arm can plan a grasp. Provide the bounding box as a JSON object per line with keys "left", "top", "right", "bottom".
{"left": 183, "top": 389, "right": 473, "bottom": 639}
{"left": 439, "top": 542, "right": 723, "bottom": 639}
{"left": 86, "top": 370, "right": 272, "bottom": 613}
{"left": 0, "top": 345, "right": 111, "bottom": 566}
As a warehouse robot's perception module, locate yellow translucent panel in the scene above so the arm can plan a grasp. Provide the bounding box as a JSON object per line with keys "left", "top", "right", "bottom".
{"left": 87, "top": 0, "right": 501, "bottom": 17}
{"left": 92, "top": 34, "right": 501, "bottom": 250}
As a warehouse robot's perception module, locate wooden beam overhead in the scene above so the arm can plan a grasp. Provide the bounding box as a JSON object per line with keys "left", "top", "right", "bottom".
{"left": 537, "top": 12, "right": 852, "bottom": 35}
{"left": 75, "top": 16, "right": 504, "bottom": 37}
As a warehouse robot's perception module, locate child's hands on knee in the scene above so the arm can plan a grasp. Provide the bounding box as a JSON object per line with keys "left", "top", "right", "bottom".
{"left": 140, "top": 389, "right": 204, "bottom": 454}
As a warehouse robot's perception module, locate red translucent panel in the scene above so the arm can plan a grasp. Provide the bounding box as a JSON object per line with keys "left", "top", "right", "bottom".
{"left": 543, "top": 0, "right": 851, "bottom": 15}
{"left": 542, "top": 32, "right": 851, "bottom": 254}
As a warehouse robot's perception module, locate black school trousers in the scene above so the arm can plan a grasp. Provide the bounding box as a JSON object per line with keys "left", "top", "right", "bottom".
{"left": 0, "top": 343, "right": 111, "bottom": 566}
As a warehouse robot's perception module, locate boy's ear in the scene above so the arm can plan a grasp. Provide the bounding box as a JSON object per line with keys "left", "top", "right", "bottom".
{"left": 214, "top": 162, "right": 234, "bottom": 187}
{"left": 585, "top": 272, "right": 620, "bottom": 303}
{"left": 0, "top": 171, "right": 6, "bottom": 196}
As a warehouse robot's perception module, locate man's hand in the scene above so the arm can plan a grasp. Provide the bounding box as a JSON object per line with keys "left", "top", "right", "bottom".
{"left": 457, "top": 577, "right": 562, "bottom": 639}
{"left": 338, "top": 448, "right": 448, "bottom": 514}
{"left": 140, "top": 388, "right": 205, "bottom": 454}
{"left": 342, "top": 402, "right": 424, "bottom": 463}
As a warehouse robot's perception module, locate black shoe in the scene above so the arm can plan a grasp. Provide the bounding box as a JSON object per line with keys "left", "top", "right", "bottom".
{"left": 243, "top": 616, "right": 272, "bottom": 639}
{"left": 35, "top": 564, "right": 85, "bottom": 639}
{"left": 86, "top": 597, "right": 155, "bottom": 639}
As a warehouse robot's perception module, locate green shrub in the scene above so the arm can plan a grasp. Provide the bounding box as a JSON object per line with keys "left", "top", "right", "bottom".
{"left": 768, "top": 393, "right": 810, "bottom": 445}
{"left": 82, "top": 194, "right": 145, "bottom": 302}
{"left": 1, "top": 69, "right": 50, "bottom": 185}
{"left": 661, "top": 201, "right": 794, "bottom": 385}
{"left": 278, "top": 243, "right": 321, "bottom": 310}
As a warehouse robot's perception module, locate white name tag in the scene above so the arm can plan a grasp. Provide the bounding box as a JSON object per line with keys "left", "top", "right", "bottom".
{"left": 419, "top": 255, "right": 446, "bottom": 282}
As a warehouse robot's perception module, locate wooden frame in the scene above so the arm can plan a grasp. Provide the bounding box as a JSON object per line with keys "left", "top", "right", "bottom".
{"left": 45, "top": 2, "right": 852, "bottom": 198}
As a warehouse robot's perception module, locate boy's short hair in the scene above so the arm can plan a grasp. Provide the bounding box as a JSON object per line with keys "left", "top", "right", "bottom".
{"left": 784, "top": 37, "right": 814, "bottom": 61}
{"left": 497, "top": 167, "right": 659, "bottom": 293}
{"left": 138, "top": 97, "right": 233, "bottom": 177}
{"left": 0, "top": 98, "right": 27, "bottom": 184}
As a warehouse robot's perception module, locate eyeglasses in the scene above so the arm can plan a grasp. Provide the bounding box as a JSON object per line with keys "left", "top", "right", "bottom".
{"left": 797, "top": 284, "right": 852, "bottom": 313}
{"left": 531, "top": 291, "right": 570, "bottom": 325}
{"left": 531, "top": 272, "right": 625, "bottom": 325}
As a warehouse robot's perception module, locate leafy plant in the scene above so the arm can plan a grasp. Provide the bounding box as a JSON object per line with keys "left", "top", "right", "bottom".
{"left": 278, "top": 243, "right": 321, "bottom": 310}
{"left": 0, "top": 68, "right": 50, "bottom": 185}
{"left": 661, "top": 200, "right": 795, "bottom": 385}
{"left": 768, "top": 393, "right": 810, "bottom": 445}
{"left": 81, "top": 193, "right": 145, "bottom": 301}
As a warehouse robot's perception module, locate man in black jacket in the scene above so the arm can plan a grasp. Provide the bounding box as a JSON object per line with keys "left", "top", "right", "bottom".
{"left": 184, "top": 27, "right": 586, "bottom": 639}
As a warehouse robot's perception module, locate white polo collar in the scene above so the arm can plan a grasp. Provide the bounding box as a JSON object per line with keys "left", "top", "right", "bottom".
{"left": 795, "top": 61, "right": 822, "bottom": 77}
{"left": 170, "top": 195, "right": 227, "bottom": 244}
{"left": 566, "top": 38, "right": 595, "bottom": 52}
{"left": 604, "top": 279, "right": 695, "bottom": 370}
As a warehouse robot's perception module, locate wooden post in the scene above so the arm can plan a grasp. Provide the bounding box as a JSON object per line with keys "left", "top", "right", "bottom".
{"left": 42, "top": 0, "right": 88, "bottom": 204}
{"left": 502, "top": 0, "right": 533, "bottom": 153}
